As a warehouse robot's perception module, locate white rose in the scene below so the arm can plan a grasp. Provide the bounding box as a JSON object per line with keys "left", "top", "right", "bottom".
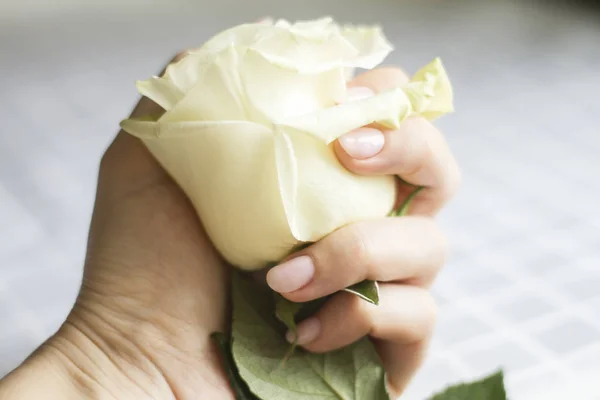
{"left": 120, "top": 17, "right": 453, "bottom": 270}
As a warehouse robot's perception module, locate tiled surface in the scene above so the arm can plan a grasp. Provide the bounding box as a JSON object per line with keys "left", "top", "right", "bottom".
{"left": 1, "top": 0, "right": 599, "bottom": 399}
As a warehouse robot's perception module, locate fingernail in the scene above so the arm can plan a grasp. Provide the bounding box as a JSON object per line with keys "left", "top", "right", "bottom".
{"left": 338, "top": 128, "right": 384, "bottom": 159}
{"left": 286, "top": 317, "right": 321, "bottom": 345}
{"left": 342, "top": 86, "right": 375, "bottom": 103}
{"left": 266, "top": 255, "right": 314, "bottom": 293}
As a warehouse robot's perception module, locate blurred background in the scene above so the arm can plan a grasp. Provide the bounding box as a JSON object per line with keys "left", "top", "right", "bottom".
{"left": 0, "top": 0, "right": 599, "bottom": 398}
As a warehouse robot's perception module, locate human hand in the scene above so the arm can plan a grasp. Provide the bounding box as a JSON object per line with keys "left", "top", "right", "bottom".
{"left": 0, "top": 55, "right": 459, "bottom": 400}
{"left": 0, "top": 51, "right": 236, "bottom": 400}
{"left": 266, "top": 68, "right": 461, "bottom": 396}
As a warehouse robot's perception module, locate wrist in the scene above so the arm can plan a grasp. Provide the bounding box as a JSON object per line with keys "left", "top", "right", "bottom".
{"left": 64, "top": 295, "right": 234, "bottom": 400}
{"left": 0, "top": 338, "right": 85, "bottom": 400}
{"left": 0, "top": 322, "right": 171, "bottom": 400}
{"left": 1, "top": 305, "right": 234, "bottom": 400}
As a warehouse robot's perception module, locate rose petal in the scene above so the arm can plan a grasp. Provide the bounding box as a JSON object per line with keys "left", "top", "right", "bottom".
{"left": 275, "top": 126, "right": 396, "bottom": 242}
{"left": 162, "top": 52, "right": 214, "bottom": 93}
{"left": 120, "top": 118, "right": 266, "bottom": 139}
{"left": 160, "top": 46, "right": 249, "bottom": 123}
{"left": 403, "top": 57, "right": 454, "bottom": 120}
{"left": 136, "top": 76, "right": 185, "bottom": 111}
{"left": 250, "top": 28, "right": 358, "bottom": 74}
{"left": 195, "top": 23, "right": 273, "bottom": 54}
{"left": 277, "top": 57, "right": 454, "bottom": 144}
{"left": 250, "top": 20, "right": 392, "bottom": 73}
{"left": 278, "top": 88, "right": 413, "bottom": 144}
{"left": 241, "top": 49, "right": 346, "bottom": 122}
{"left": 340, "top": 25, "right": 393, "bottom": 69}
{"left": 273, "top": 127, "right": 300, "bottom": 240}
{"left": 130, "top": 121, "right": 297, "bottom": 270}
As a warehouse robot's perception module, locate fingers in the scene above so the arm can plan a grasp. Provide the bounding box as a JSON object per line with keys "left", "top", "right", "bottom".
{"left": 294, "top": 284, "right": 437, "bottom": 351}
{"left": 266, "top": 217, "right": 447, "bottom": 302}
{"left": 290, "top": 284, "right": 436, "bottom": 394}
{"left": 337, "top": 67, "right": 461, "bottom": 215}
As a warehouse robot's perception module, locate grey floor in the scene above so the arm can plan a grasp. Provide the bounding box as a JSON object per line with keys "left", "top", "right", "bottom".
{"left": 1, "top": 0, "right": 599, "bottom": 399}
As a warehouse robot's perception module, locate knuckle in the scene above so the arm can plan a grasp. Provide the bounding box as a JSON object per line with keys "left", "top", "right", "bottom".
{"left": 443, "top": 160, "right": 462, "bottom": 200}
{"left": 336, "top": 224, "right": 372, "bottom": 280}
{"left": 396, "top": 118, "right": 433, "bottom": 177}
{"left": 406, "top": 291, "right": 438, "bottom": 342}
{"left": 427, "top": 222, "right": 450, "bottom": 266}
{"left": 345, "top": 291, "right": 376, "bottom": 328}
{"left": 412, "top": 217, "right": 450, "bottom": 268}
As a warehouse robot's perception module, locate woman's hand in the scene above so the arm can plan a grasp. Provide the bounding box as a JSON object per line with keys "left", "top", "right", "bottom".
{"left": 266, "top": 68, "right": 460, "bottom": 396}
{"left": 0, "top": 55, "right": 459, "bottom": 400}
{"left": 1, "top": 51, "right": 236, "bottom": 400}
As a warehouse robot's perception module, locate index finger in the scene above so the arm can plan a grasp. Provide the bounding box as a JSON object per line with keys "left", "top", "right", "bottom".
{"left": 336, "top": 67, "right": 461, "bottom": 215}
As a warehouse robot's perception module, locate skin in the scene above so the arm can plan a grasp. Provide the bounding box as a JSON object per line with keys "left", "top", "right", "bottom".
{"left": 0, "top": 52, "right": 460, "bottom": 400}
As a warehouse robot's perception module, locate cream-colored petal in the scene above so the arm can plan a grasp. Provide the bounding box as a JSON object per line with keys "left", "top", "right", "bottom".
{"left": 136, "top": 77, "right": 185, "bottom": 111}
{"left": 136, "top": 122, "right": 297, "bottom": 270}
{"left": 278, "top": 88, "right": 413, "bottom": 144}
{"left": 251, "top": 19, "right": 392, "bottom": 73}
{"left": 160, "top": 46, "right": 248, "bottom": 123}
{"left": 273, "top": 127, "right": 300, "bottom": 240}
{"left": 403, "top": 57, "right": 454, "bottom": 120}
{"left": 277, "top": 126, "right": 396, "bottom": 242}
{"left": 286, "top": 17, "right": 336, "bottom": 38}
{"left": 240, "top": 49, "right": 346, "bottom": 122}
{"left": 196, "top": 23, "right": 273, "bottom": 54}
{"left": 278, "top": 58, "right": 454, "bottom": 144}
{"left": 250, "top": 28, "right": 358, "bottom": 74}
{"left": 340, "top": 25, "right": 393, "bottom": 69}
{"left": 162, "top": 51, "right": 214, "bottom": 93}
{"left": 120, "top": 118, "right": 266, "bottom": 139}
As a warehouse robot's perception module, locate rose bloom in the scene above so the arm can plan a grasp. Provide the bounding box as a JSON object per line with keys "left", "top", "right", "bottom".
{"left": 121, "top": 17, "right": 453, "bottom": 270}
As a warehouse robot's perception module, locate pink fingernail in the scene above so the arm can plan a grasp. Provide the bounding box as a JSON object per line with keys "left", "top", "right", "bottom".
{"left": 286, "top": 317, "right": 321, "bottom": 345}
{"left": 338, "top": 128, "right": 384, "bottom": 159}
{"left": 266, "top": 256, "right": 314, "bottom": 293}
{"left": 342, "top": 86, "right": 375, "bottom": 103}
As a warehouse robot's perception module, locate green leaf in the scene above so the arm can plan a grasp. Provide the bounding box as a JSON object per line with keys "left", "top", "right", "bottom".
{"left": 344, "top": 280, "right": 380, "bottom": 305}
{"left": 274, "top": 295, "right": 304, "bottom": 363}
{"left": 231, "top": 271, "right": 390, "bottom": 400}
{"left": 210, "top": 332, "right": 261, "bottom": 400}
{"left": 274, "top": 295, "right": 303, "bottom": 333}
{"left": 430, "top": 370, "right": 507, "bottom": 400}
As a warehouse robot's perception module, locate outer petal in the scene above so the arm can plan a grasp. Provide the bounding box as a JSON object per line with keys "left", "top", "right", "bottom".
{"left": 278, "top": 88, "right": 413, "bottom": 144}
{"left": 162, "top": 51, "right": 215, "bottom": 93}
{"left": 195, "top": 23, "right": 273, "bottom": 54}
{"left": 403, "top": 57, "right": 454, "bottom": 120}
{"left": 249, "top": 18, "right": 392, "bottom": 73}
{"left": 283, "top": 17, "right": 336, "bottom": 38}
{"left": 129, "top": 121, "right": 297, "bottom": 270}
{"left": 278, "top": 57, "right": 454, "bottom": 144}
{"left": 340, "top": 25, "right": 393, "bottom": 69}
{"left": 273, "top": 127, "right": 300, "bottom": 240}
{"left": 120, "top": 118, "right": 260, "bottom": 139}
{"left": 275, "top": 126, "right": 396, "bottom": 242}
{"left": 250, "top": 27, "right": 358, "bottom": 74}
{"left": 160, "top": 45, "right": 249, "bottom": 123}
{"left": 136, "top": 77, "right": 184, "bottom": 110}
{"left": 240, "top": 49, "right": 346, "bottom": 122}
